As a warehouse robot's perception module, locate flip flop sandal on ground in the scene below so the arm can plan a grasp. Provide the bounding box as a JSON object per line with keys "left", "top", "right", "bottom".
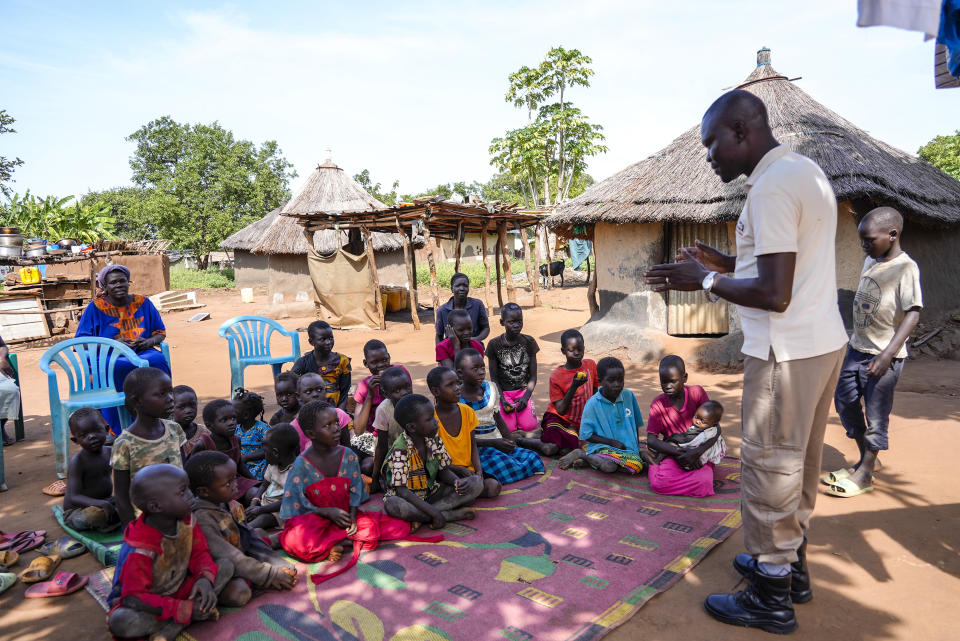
{"left": 824, "top": 478, "right": 874, "bottom": 498}
{"left": 0, "top": 573, "right": 16, "bottom": 595}
{"left": 0, "top": 550, "right": 19, "bottom": 570}
{"left": 39, "top": 536, "right": 86, "bottom": 559}
{"left": 24, "top": 571, "right": 89, "bottom": 598}
{"left": 820, "top": 468, "right": 853, "bottom": 485}
{"left": 41, "top": 480, "right": 66, "bottom": 497}
{"left": 8, "top": 533, "right": 45, "bottom": 555}
{"left": 19, "top": 554, "right": 62, "bottom": 584}
{"left": 0, "top": 530, "right": 45, "bottom": 549}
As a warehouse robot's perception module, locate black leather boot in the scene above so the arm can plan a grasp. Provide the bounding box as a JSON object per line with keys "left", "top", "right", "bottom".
{"left": 733, "top": 539, "right": 812, "bottom": 604}
{"left": 704, "top": 570, "right": 797, "bottom": 634}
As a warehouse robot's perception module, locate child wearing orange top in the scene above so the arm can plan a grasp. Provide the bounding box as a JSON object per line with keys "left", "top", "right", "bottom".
{"left": 428, "top": 366, "right": 500, "bottom": 498}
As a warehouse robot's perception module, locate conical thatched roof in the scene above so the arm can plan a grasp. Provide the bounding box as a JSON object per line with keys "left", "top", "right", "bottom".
{"left": 223, "top": 159, "right": 424, "bottom": 255}
{"left": 221, "top": 208, "right": 422, "bottom": 255}
{"left": 549, "top": 48, "right": 960, "bottom": 228}
{"left": 281, "top": 159, "right": 387, "bottom": 216}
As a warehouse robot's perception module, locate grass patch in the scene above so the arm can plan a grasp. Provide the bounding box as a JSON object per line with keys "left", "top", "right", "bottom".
{"left": 415, "top": 256, "right": 594, "bottom": 288}
{"left": 170, "top": 265, "right": 235, "bottom": 289}
{"left": 417, "top": 259, "right": 528, "bottom": 288}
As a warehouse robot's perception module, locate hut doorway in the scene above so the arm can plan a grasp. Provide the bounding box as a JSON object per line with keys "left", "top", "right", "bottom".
{"left": 666, "top": 222, "right": 730, "bottom": 336}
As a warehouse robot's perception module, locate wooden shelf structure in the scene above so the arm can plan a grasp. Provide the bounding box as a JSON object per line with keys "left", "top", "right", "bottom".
{"left": 282, "top": 197, "right": 548, "bottom": 329}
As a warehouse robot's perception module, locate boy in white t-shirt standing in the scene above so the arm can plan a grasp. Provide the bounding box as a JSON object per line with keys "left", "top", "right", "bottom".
{"left": 825, "top": 207, "right": 922, "bottom": 498}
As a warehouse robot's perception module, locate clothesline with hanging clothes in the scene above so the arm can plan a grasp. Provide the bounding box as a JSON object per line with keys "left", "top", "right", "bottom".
{"left": 856, "top": 0, "right": 960, "bottom": 88}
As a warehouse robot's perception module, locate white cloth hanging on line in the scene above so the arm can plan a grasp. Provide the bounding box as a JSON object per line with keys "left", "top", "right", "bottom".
{"left": 857, "top": 0, "right": 942, "bottom": 40}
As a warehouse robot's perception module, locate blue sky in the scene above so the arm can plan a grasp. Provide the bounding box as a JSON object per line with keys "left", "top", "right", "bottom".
{"left": 0, "top": 1, "right": 954, "bottom": 200}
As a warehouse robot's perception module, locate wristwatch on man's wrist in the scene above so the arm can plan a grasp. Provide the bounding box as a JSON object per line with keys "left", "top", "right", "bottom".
{"left": 702, "top": 271, "right": 720, "bottom": 303}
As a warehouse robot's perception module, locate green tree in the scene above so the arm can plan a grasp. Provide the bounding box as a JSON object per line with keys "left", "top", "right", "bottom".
{"left": 0, "top": 110, "right": 25, "bottom": 199}
{"left": 918, "top": 130, "right": 960, "bottom": 181}
{"left": 127, "top": 116, "right": 296, "bottom": 268}
{"left": 6, "top": 191, "right": 115, "bottom": 242}
{"left": 80, "top": 187, "right": 158, "bottom": 240}
{"left": 353, "top": 169, "right": 401, "bottom": 206}
{"left": 490, "top": 47, "right": 606, "bottom": 208}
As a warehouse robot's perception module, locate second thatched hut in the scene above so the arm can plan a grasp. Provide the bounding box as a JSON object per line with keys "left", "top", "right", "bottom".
{"left": 546, "top": 48, "right": 960, "bottom": 364}
{"left": 221, "top": 160, "right": 421, "bottom": 302}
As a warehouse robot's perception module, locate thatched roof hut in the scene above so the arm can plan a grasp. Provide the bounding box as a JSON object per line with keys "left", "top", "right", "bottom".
{"left": 544, "top": 47, "right": 960, "bottom": 366}
{"left": 221, "top": 208, "right": 415, "bottom": 255}
{"left": 219, "top": 159, "right": 422, "bottom": 302}
{"left": 549, "top": 47, "right": 960, "bottom": 228}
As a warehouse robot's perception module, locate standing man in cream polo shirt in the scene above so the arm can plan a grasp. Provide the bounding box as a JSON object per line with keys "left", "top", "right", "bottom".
{"left": 646, "top": 90, "right": 847, "bottom": 634}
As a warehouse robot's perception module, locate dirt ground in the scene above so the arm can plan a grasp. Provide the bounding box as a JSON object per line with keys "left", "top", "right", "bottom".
{"left": 0, "top": 283, "right": 957, "bottom": 641}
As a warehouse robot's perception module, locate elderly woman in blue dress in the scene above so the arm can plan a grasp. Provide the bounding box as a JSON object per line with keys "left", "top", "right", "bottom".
{"left": 0, "top": 333, "right": 21, "bottom": 446}
{"left": 75, "top": 265, "right": 170, "bottom": 435}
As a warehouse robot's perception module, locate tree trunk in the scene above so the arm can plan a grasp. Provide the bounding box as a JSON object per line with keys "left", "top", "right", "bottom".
{"left": 362, "top": 225, "right": 386, "bottom": 331}
{"left": 481, "top": 223, "right": 492, "bottom": 312}
{"left": 494, "top": 238, "right": 503, "bottom": 308}
{"left": 423, "top": 223, "right": 440, "bottom": 320}
{"left": 454, "top": 221, "right": 463, "bottom": 273}
{"left": 396, "top": 218, "right": 420, "bottom": 331}
{"left": 498, "top": 222, "right": 516, "bottom": 303}
{"left": 518, "top": 222, "right": 540, "bottom": 307}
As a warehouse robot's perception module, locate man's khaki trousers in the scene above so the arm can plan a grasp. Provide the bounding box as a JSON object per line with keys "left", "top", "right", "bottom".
{"left": 741, "top": 347, "right": 844, "bottom": 565}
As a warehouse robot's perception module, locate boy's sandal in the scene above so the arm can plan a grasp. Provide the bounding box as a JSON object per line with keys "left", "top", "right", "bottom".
{"left": 824, "top": 478, "right": 874, "bottom": 498}
{"left": 39, "top": 536, "right": 87, "bottom": 560}
{"left": 41, "top": 480, "right": 66, "bottom": 497}
{"left": 0, "top": 572, "right": 16, "bottom": 595}
{"left": 24, "top": 571, "right": 89, "bottom": 598}
{"left": 7, "top": 532, "right": 45, "bottom": 555}
{"left": 819, "top": 468, "right": 853, "bottom": 485}
{"left": 19, "top": 554, "right": 62, "bottom": 584}
{"left": 0, "top": 550, "right": 19, "bottom": 570}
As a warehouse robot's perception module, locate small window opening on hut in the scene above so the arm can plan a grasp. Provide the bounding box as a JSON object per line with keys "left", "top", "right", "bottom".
{"left": 666, "top": 222, "right": 730, "bottom": 337}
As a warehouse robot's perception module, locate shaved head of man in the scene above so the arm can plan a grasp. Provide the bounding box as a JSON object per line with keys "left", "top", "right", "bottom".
{"left": 701, "top": 89, "right": 779, "bottom": 183}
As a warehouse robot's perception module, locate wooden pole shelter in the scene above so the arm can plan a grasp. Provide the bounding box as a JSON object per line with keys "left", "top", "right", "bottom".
{"left": 423, "top": 223, "right": 440, "bottom": 322}
{"left": 497, "top": 222, "right": 516, "bottom": 304}
{"left": 454, "top": 221, "right": 463, "bottom": 273}
{"left": 539, "top": 224, "right": 551, "bottom": 290}
{"left": 587, "top": 241, "right": 599, "bottom": 317}
{"left": 396, "top": 217, "right": 420, "bottom": 330}
{"left": 480, "top": 222, "right": 492, "bottom": 312}
{"left": 494, "top": 236, "right": 503, "bottom": 309}
{"left": 517, "top": 222, "right": 540, "bottom": 307}
{"left": 361, "top": 225, "right": 386, "bottom": 330}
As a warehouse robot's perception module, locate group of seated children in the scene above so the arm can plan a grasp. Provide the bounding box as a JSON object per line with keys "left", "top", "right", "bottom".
{"left": 64, "top": 303, "right": 725, "bottom": 639}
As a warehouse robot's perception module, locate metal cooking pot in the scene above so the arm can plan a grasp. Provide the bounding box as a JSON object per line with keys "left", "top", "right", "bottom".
{"left": 58, "top": 238, "right": 79, "bottom": 248}
{"left": 0, "top": 233, "right": 24, "bottom": 247}
{"left": 25, "top": 246, "right": 46, "bottom": 257}
{"left": 0, "top": 227, "right": 20, "bottom": 234}
{"left": 0, "top": 246, "right": 22, "bottom": 258}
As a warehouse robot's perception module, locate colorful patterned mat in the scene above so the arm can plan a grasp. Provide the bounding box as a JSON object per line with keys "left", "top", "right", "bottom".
{"left": 51, "top": 505, "right": 123, "bottom": 566}
{"left": 86, "top": 459, "right": 741, "bottom": 641}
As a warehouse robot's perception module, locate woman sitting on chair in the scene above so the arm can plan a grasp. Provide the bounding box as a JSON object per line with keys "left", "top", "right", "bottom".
{"left": 75, "top": 265, "right": 170, "bottom": 436}
{"left": 0, "top": 333, "right": 21, "bottom": 446}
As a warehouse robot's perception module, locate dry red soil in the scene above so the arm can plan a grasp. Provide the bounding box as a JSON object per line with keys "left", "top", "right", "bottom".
{"left": 1, "top": 284, "right": 956, "bottom": 640}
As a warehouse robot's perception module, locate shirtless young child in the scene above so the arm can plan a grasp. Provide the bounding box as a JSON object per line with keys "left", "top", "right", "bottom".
{"left": 63, "top": 408, "right": 120, "bottom": 532}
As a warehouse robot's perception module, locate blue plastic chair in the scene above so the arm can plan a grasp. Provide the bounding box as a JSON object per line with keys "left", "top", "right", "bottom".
{"left": 39, "top": 337, "right": 151, "bottom": 479}
{"left": 218, "top": 316, "right": 301, "bottom": 393}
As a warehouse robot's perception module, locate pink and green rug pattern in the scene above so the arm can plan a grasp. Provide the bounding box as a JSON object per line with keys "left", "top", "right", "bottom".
{"left": 186, "top": 459, "right": 740, "bottom": 641}
{"left": 92, "top": 459, "right": 742, "bottom": 641}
